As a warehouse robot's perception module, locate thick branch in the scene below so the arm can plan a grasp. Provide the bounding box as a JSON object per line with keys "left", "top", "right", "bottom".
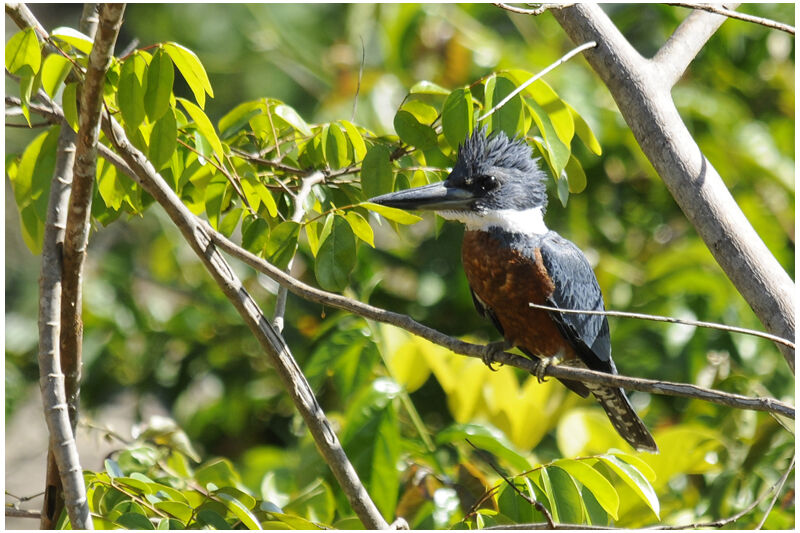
{"left": 98, "top": 113, "right": 389, "bottom": 530}
{"left": 550, "top": 4, "right": 795, "bottom": 373}
{"left": 38, "top": 126, "right": 77, "bottom": 530}
{"left": 654, "top": 4, "right": 736, "bottom": 87}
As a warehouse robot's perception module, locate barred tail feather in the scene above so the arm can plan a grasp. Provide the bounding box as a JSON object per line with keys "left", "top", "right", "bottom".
{"left": 589, "top": 385, "right": 658, "bottom": 453}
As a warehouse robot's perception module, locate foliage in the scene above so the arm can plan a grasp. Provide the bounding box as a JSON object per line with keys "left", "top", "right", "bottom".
{"left": 5, "top": 3, "right": 794, "bottom": 530}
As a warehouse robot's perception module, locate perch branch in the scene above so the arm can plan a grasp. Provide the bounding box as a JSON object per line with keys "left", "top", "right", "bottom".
{"left": 549, "top": 4, "right": 795, "bottom": 372}
{"left": 669, "top": 3, "right": 795, "bottom": 35}
{"left": 16, "top": 93, "right": 799, "bottom": 424}
{"left": 528, "top": 303, "right": 795, "bottom": 349}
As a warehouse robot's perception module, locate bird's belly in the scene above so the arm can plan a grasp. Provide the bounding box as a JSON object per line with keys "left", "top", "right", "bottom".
{"left": 462, "top": 230, "right": 576, "bottom": 360}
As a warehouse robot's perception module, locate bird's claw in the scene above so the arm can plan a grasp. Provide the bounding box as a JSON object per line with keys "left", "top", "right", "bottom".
{"left": 534, "top": 354, "right": 563, "bottom": 383}
{"left": 481, "top": 341, "right": 511, "bottom": 371}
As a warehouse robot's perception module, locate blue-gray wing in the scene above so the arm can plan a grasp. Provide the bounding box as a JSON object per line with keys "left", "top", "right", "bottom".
{"left": 539, "top": 233, "right": 614, "bottom": 374}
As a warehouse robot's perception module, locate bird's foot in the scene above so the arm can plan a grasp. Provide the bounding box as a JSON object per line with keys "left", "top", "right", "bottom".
{"left": 534, "top": 354, "right": 564, "bottom": 383}
{"left": 481, "top": 340, "right": 512, "bottom": 371}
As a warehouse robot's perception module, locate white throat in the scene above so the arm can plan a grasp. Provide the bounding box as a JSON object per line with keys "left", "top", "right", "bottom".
{"left": 439, "top": 206, "right": 549, "bottom": 236}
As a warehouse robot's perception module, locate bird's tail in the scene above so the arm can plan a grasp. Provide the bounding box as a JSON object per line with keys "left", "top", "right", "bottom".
{"left": 588, "top": 384, "right": 658, "bottom": 453}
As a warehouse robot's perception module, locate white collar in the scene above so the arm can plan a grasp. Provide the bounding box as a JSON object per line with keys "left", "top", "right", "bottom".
{"left": 438, "top": 206, "right": 548, "bottom": 236}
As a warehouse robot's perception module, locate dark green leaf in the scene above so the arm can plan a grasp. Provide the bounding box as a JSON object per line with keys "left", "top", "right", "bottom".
{"left": 149, "top": 108, "right": 178, "bottom": 170}
{"left": 265, "top": 221, "right": 300, "bottom": 269}
{"left": 436, "top": 424, "right": 532, "bottom": 472}
{"left": 118, "top": 53, "right": 148, "bottom": 130}
{"left": 323, "top": 122, "right": 350, "bottom": 169}
{"left": 145, "top": 48, "right": 174, "bottom": 121}
{"left": 314, "top": 215, "right": 356, "bottom": 291}
{"left": 442, "top": 88, "right": 473, "bottom": 150}
{"left": 360, "top": 144, "right": 394, "bottom": 199}
{"left": 393, "top": 110, "right": 438, "bottom": 150}
{"left": 241, "top": 216, "right": 270, "bottom": 255}
{"left": 547, "top": 466, "right": 583, "bottom": 524}
{"left": 164, "top": 42, "right": 213, "bottom": 108}
{"left": 196, "top": 508, "right": 230, "bottom": 530}
{"left": 116, "top": 512, "right": 156, "bottom": 530}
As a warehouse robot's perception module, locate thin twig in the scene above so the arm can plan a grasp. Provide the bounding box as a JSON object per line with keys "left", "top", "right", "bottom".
{"left": 477, "top": 41, "right": 596, "bottom": 122}
{"left": 466, "top": 439, "right": 556, "bottom": 528}
{"left": 351, "top": 36, "right": 365, "bottom": 122}
{"left": 493, "top": 3, "right": 571, "bottom": 16}
{"left": 754, "top": 455, "right": 795, "bottom": 530}
{"left": 669, "top": 3, "right": 795, "bottom": 35}
{"left": 528, "top": 303, "right": 795, "bottom": 349}
{"left": 6, "top": 507, "right": 43, "bottom": 519}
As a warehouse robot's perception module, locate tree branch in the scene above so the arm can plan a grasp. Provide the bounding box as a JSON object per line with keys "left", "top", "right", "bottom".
{"left": 549, "top": 3, "right": 795, "bottom": 373}
{"left": 654, "top": 3, "right": 736, "bottom": 87}
{"left": 96, "top": 111, "right": 390, "bottom": 529}
{"left": 272, "top": 170, "right": 324, "bottom": 332}
{"left": 669, "top": 3, "right": 795, "bottom": 35}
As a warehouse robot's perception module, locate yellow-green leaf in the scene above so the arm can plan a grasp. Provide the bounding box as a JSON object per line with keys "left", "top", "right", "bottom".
{"left": 361, "top": 202, "right": 422, "bottom": 225}
{"left": 118, "top": 53, "right": 148, "bottom": 130}
{"left": 344, "top": 210, "right": 374, "bottom": 247}
{"left": 178, "top": 97, "right": 224, "bottom": 160}
{"left": 599, "top": 454, "right": 660, "bottom": 519}
{"left": 41, "top": 54, "right": 72, "bottom": 98}
{"left": 553, "top": 459, "right": 619, "bottom": 520}
{"left": 567, "top": 101, "right": 602, "bottom": 155}
{"left": 145, "top": 48, "right": 174, "bottom": 121}
{"left": 164, "top": 41, "right": 213, "bottom": 108}
{"left": 51, "top": 26, "right": 93, "bottom": 55}
{"left": 5, "top": 28, "right": 41, "bottom": 75}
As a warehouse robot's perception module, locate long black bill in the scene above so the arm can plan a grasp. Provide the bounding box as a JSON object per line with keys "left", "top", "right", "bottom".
{"left": 368, "top": 181, "right": 475, "bottom": 211}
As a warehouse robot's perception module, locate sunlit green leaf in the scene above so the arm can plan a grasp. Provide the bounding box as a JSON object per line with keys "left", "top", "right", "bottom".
{"left": 5, "top": 28, "right": 41, "bottom": 75}
{"left": 344, "top": 210, "right": 374, "bottom": 247}
{"left": 265, "top": 221, "right": 300, "bottom": 270}
{"left": 178, "top": 97, "right": 224, "bottom": 160}
{"left": 323, "top": 122, "right": 350, "bottom": 169}
{"left": 527, "top": 97, "right": 570, "bottom": 178}
{"left": 567, "top": 101, "right": 602, "bottom": 155}
{"left": 484, "top": 75, "right": 522, "bottom": 139}
{"left": 41, "top": 54, "right": 72, "bottom": 98}
{"left": 164, "top": 42, "right": 213, "bottom": 108}
{"left": 149, "top": 108, "right": 178, "bottom": 170}
{"left": 118, "top": 53, "right": 148, "bottom": 131}
{"left": 409, "top": 80, "right": 450, "bottom": 96}
{"left": 552, "top": 459, "right": 619, "bottom": 520}
{"left": 274, "top": 103, "right": 312, "bottom": 137}
{"left": 360, "top": 145, "right": 394, "bottom": 199}
{"left": 547, "top": 466, "right": 583, "bottom": 524}
{"left": 51, "top": 26, "right": 93, "bottom": 55}
{"left": 402, "top": 100, "right": 439, "bottom": 125}
{"left": 340, "top": 120, "right": 367, "bottom": 161}
{"left": 361, "top": 202, "right": 422, "bottom": 224}
{"left": 565, "top": 154, "right": 587, "bottom": 193}
{"left": 599, "top": 455, "right": 660, "bottom": 519}
{"left": 145, "top": 48, "right": 174, "bottom": 121}
{"left": 217, "top": 491, "right": 262, "bottom": 530}
{"left": 63, "top": 82, "right": 79, "bottom": 131}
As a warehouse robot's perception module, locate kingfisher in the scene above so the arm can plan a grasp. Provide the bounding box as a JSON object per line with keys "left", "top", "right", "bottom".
{"left": 370, "top": 128, "right": 658, "bottom": 453}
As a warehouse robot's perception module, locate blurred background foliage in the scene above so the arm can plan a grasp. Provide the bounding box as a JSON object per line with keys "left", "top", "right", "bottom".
{"left": 5, "top": 3, "right": 794, "bottom": 529}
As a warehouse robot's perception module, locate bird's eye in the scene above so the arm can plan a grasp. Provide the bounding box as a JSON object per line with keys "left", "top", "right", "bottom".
{"left": 479, "top": 175, "right": 498, "bottom": 192}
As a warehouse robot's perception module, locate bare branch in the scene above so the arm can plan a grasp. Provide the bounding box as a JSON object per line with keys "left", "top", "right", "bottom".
{"left": 80, "top": 4, "right": 100, "bottom": 38}
{"left": 97, "top": 111, "right": 389, "bottom": 530}
{"left": 754, "top": 455, "right": 794, "bottom": 530}
{"left": 272, "top": 171, "right": 325, "bottom": 332}
{"left": 528, "top": 303, "right": 795, "bottom": 349}
{"left": 669, "top": 3, "right": 795, "bottom": 35}
{"left": 477, "top": 41, "right": 597, "bottom": 122}
{"left": 4, "top": 3, "right": 48, "bottom": 42}
{"left": 549, "top": 4, "right": 795, "bottom": 373}
{"left": 6, "top": 507, "right": 43, "bottom": 519}
{"left": 493, "top": 3, "right": 571, "bottom": 16}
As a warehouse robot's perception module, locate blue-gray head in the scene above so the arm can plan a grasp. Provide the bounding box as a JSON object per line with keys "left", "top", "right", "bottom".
{"left": 369, "top": 128, "right": 549, "bottom": 234}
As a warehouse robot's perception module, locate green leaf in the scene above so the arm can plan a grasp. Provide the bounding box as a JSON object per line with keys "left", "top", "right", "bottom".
{"left": 178, "top": 97, "right": 224, "bottom": 160}
{"left": 401, "top": 100, "right": 439, "bottom": 124}
{"left": 340, "top": 120, "right": 367, "bottom": 161}
{"left": 556, "top": 171, "right": 570, "bottom": 207}
{"left": 567, "top": 102, "right": 602, "bottom": 155}
{"left": 219, "top": 207, "right": 243, "bottom": 238}
{"left": 50, "top": 27, "right": 93, "bottom": 55}
{"left": 322, "top": 122, "right": 350, "bottom": 169}
{"left": 217, "top": 492, "right": 262, "bottom": 530}
{"left": 145, "top": 48, "right": 174, "bottom": 121}
{"left": 552, "top": 459, "right": 619, "bottom": 520}
{"left": 436, "top": 423, "right": 532, "bottom": 473}
{"left": 196, "top": 458, "right": 241, "bottom": 489}
{"left": 17, "top": 68, "right": 36, "bottom": 126}
{"left": 394, "top": 110, "right": 438, "bottom": 150}
{"left": 547, "top": 466, "right": 584, "bottom": 524}
{"left": 118, "top": 53, "right": 149, "bottom": 131}
{"left": 484, "top": 75, "right": 521, "bottom": 139}
{"left": 314, "top": 215, "right": 356, "bottom": 291}
{"left": 218, "top": 100, "right": 261, "bottom": 139}
{"left": 599, "top": 455, "right": 660, "bottom": 519}
{"left": 62, "top": 82, "right": 79, "bottom": 131}
{"left": 265, "top": 221, "right": 300, "bottom": 270}
{"left": 361, "top": 202, "right": 422, "bottom": 224}
{"left": 105, "top": 458, "right": 123, "bottom": 479}
{"left": 5, "top": 28, "right": 41, "bottom": 75}
{"left": 565, "top": 154, "right": 587, "bottom": 193}
{"left": 116, "top": 512, "right": 156, "bottom": 530}
{"left": 241, "top": 216, "right": 270, "bottom": 255}
{"left": 149, "top": 108, "right": 178, "bottom": 170}
{"left": 536, "top": 467, "right": 558, "bottom": 522}
{"left": 41, "top": 54, "right": 72, "bottom": 98}
{"left": 344, "top": 210, "right": 374, "bottom": 247}
{"left": 360, "top": 145, "right": 394, "bottom": 199}
{"left": 442, "top": 88, "right": 473, "bottom": 150}
{"left": 273, "top": 104, "right": 312, "bottom": 137}
{"left": 204, "top": 179, "right": 228, "bottom": 229}
{"left": 527, "top": 97, "right": 570, "bottom": 178}
{"left": 97, "top": 154, "right": 125, "bottom": 210}
{"left": 163, "top": 42, "right": 213, "bottom": 108}
{"left": 525, "top": 78, "right": 574, "bottom": 146}
{"left": 409, "top": 80, "right": 450, "bottom": 96}
{"left": 195, "top": 508, "right": 230, "bottom": 529}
